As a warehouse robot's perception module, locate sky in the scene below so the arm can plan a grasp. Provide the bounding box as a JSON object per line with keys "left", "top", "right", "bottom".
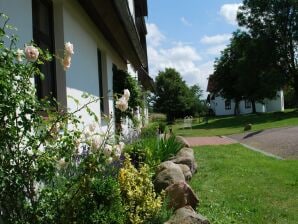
{"left": 146, "top": 0, "right": 243, "bottom": 98}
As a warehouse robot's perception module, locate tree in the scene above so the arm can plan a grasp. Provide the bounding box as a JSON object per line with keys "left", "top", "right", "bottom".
{"left": 213, "top": 31, "right": 285, "bottom": 113}
{"left": 237, "top": 0, "right": 298, "bottom": 105}
{"left": 153, "top": 68, "right": 203, "bottom": 122}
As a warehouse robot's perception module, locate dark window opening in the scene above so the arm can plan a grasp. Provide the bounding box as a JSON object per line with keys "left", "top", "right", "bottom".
{"left": 225, "top": 100, "right": 231, "bottom": 110}
{"left": 245, "top": 99, "right": 251, "bottom": 109}
{"left": 97, "top": 49, "right": 104, "bottom": 113}
{"left": 32, "top": 0, "right": 56, "bottom": 100}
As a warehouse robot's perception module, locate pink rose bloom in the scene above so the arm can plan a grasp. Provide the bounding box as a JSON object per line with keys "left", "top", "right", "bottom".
{"left": 25, "top": 45, "right": 39, "bottom": 62}
{"left": 64, "top": 42, "right": 74, "bottom": 56}
{"left": 62, "top": 56, "right": 71, "bottom": 71}
{"left": 115, "top": 96, "right": 128, "bottom": 112}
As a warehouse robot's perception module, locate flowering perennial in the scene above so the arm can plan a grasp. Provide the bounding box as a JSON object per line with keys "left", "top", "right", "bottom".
{"left": 62, "top": 41, "right": 74, "bottom": 71}
{"left": 24, "top": 45, "right": 39, "bottom": 62}
{"left": 115, "top": 89, "right": 130, "bottom": 112}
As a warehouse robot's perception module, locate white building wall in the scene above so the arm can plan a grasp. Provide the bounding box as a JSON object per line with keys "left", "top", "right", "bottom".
{"left": 1, "top": 0, "right": 133, "bottom": 131}
{"left": 210, "top": 91, "right": 284, "bottom": 116}
{"left": 238, "top": 101, "right": 252, "bottom": 114}
{"left": 62, "top": 1, "right": 126, "bottom": 130}
{"left": 265, "top": 90, "right": 284, "bottom": 112}
{"left": 211, "top": 96, "right": 235, "bottom": 116}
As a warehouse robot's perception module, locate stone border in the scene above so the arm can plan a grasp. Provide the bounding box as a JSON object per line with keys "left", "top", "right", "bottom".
{"left": 154, "top": 136, "right": 210, "bottom": 224}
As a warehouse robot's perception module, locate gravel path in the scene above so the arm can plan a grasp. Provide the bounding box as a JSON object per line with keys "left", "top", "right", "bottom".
{"left": 228, "top": 126, "right": 298, "bottom": 159}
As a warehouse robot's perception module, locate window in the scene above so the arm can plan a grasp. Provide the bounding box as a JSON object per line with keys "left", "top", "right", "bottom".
{"left": 225, "top": 100, "right": 231, "bottom": 110}
{"left": 32, "top": 0, "right": 56, "bottom": 99}
{"left": 97, "top": 49, "right": 104, "bottom": 113}
{"left": 245, "top": 99, "right": 251, "bottom": 109}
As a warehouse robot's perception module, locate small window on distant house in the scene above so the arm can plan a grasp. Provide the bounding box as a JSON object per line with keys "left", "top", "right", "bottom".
{"left": 225, "top": 100, "right": 231, "bottom": 110}
{"left": 245, "top": 99, "right": 251, "bottom": 109}
{"left": 32, "top": 0, "right": 56, "bottom": 99}
{"left": 97, "top": 49, "right": 104, "bottom": 113}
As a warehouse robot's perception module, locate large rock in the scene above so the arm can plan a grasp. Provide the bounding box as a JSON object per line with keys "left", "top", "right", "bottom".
{"left": 176, "top": 136, "right": 191, "bottom": 148}
{"left": 171, "top": 148, "right": 197, "bottom": 174}
{"left": 165, "top": 181, "right": 199, "bottom": 210}
{"left": 178, "top": 164, "right": 192, "bottom": 181}
{"left": 156, "top": 161, "right": 181, "bottom": 173}
{"left": 154, "top": 161, "right": 185, "bottom": 192}
{"left": 165, "top": 206, "right": 210, "bottom": 224}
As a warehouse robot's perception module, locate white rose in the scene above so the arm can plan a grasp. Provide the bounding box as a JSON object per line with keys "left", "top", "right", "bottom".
{"left": 64, "top": 42, "right": 74, "bottom": 55}
{"left": 113, "top": 146, "right": 122, "bottom": 159}
{"left": 25, "top": 45, "right": 39, "bottom": 62}
{"left": 123, "top": 89, "right": 130, "bottom": 100}
{"left": 91, "top": 135, "right": 102, "bottom": 150}
{"left": 103, "top": 144, "right": 113, "bottom": 157}
{"left": 16, "top": 49, "right": 24, "bottom": 62}
{"left": 115, "top": 96, "right": 128, "bottom": 112}
{"left": 62, "top": 56, "right": 71, "bottom": 71}
{"left": 88, "top": 122, "right": 97, "bottom": 133}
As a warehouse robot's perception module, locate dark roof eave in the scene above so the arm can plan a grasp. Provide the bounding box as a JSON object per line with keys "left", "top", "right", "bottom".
{"left": 113, "top": 0, "right": 148, "bottom": 69}
{"left": 138, "top": 67, "right": 155, "bottom": 92}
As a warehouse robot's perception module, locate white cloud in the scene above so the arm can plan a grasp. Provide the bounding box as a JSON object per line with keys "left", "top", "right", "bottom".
{"left": 206, "top": 44, "right": 227, "bottom": 56}
{"left": 219, "top": 3, "right": 242, "bottom": 25}
{"left": 180, "top": 17, "right": 192, "bottom": 26}
{"left": 147, "top": 23, "right": 213, "bottom": 98}
{"left": 200, "top": 34, "right": 232, "bottom": 45}
{"left": 146, "top": 23, "right": 165, "bottom": 47}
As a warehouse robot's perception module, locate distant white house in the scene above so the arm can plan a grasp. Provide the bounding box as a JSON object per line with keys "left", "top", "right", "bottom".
{"left": 0, "top": 0, "right": 153, "bottom": 134}
{"left": 206, "top": 75, "right": 284, "bottom": 116}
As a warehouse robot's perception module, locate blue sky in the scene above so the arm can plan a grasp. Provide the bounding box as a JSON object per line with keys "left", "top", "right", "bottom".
{"left": 146, "top": 0, "right": 242, "bottom": 97}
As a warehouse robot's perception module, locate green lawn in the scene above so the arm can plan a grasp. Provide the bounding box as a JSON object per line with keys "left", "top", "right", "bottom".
{"left": 173, "top": 109, "right": 298, "bottom": 136}
{"left": 191, "top": 144, "right": 298, "bottom": 224}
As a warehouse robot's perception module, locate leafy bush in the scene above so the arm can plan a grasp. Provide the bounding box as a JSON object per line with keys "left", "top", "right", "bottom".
{"left": 0, "top": 14, "right": 127, "bottom": 223}
{"left": 149, "top": 113, "right": 166, "bottom": 122}
{"left": 125, "top": 135, "right": 183, "bottom": 170}
{"left": 118, "top": 156, "right": 163, "bottom": 224}
{"left": 140, "top": 122, "right": 158, "bottom": 138}
{"left": 156, "top": 135, "right": 183, "bottom": 162}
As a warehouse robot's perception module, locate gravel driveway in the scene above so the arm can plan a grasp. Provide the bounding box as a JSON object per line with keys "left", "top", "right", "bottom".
{"left": 228, "top": 126, "right": 298, "bottom": 159}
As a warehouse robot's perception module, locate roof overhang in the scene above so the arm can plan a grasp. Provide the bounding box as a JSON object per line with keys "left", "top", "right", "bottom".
{"left": 138, "top": 67, "right": 155, "bottom": 92}
{"left": 78, "top": 0, "right": 147, "bottom": 70}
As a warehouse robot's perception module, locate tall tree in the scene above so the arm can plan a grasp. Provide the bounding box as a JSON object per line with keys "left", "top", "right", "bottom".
{"left": 213, "top": 31, "right": 285, "bottom": 113}
{"left": 153, "top": 68, "right": 202, "bottom": 122}
{"left": 237, "top": 0, "right": 298, "bottom": 104}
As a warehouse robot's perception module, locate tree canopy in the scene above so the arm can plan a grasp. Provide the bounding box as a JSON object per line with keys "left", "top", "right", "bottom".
{"left": 153, "top": 68, "right": 204, "bottom": 122}
{"left": 213, "top": 30, "right": 285, "bottom": 113}
{"left": 237, "top": 0, "right": 298, "bottom": 104}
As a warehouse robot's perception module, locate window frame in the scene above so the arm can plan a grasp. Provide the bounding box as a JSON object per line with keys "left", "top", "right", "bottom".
{"left": 225, "top": 100, "right": 231, "bottom": 110}
{"left": 32, "top": 0, "right": 57, "bottom": 100}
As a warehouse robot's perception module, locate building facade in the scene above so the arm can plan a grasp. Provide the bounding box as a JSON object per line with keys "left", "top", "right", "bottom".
{"left": 0, "top": 0, "right": 153, "bottom": 132}
{"left": 206, "top": 75, "right": 284, "bottom": 116}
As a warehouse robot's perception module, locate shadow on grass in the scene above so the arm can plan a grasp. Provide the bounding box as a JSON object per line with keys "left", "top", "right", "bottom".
{"left": 178, "top": 110, "right": 298, "bottom": 131}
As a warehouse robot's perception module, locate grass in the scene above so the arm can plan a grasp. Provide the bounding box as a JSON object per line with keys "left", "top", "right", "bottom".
{"left": 191, "top": 144, "right": 298, "bottom": 224}
{"left": 173, "top": 109, "right": 298, "bottom": 136}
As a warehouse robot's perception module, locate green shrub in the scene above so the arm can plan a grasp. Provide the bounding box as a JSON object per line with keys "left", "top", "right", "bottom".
{"left": 149, "top": 113, "right": 166, "bottom": 122}
{"left": 156, "top": 135, "right": 183, "bottom": 162}
{"left": 140, "top": 123, "right": 158, "bottom": 138}
{"left": 125, "top": 135, "right": 183, "bottom": 170}
{"left": 118, "top": 156, "right": 163, "bottom": 224}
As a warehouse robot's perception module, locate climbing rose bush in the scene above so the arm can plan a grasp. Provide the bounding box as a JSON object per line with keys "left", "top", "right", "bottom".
{"left": 0, "top": 14, "right": 127, "bottom": 223}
